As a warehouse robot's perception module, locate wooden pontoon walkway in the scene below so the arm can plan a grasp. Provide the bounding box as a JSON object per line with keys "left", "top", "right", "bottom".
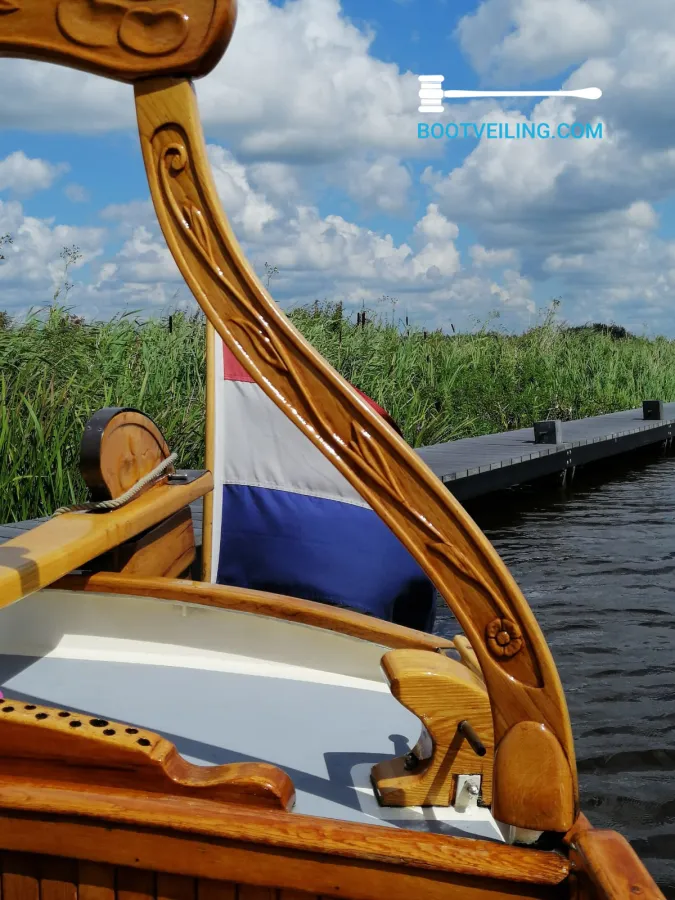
{"left": 2, "top": 401, "right": 674, "bottom": 546}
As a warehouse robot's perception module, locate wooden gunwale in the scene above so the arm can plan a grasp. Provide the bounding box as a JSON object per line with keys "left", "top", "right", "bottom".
{"left": 0, "top": 780, "right": 569, "bottom": 886}
{"left": 54, "top": 572, "right": 455, "bottom": 653}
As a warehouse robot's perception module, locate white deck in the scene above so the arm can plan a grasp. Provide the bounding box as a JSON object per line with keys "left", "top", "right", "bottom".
{"left": 0, "top": 588, "right": 503, "bottom": 842}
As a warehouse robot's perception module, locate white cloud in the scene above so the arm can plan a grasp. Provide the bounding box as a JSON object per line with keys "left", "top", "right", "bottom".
{"left": 0, "top": 151, "right": 68, "bottom": 196}
{"left": 470, "top": 245, "right": 519, "bottom": 268}
{"left": 457, "top": 0, "right": 613, "bottom": 82}
{"left": 0, "top": 198, "right": 105, "bottom": 315}
{"left": 64, "top": 183, "right": 90, "bottom": 203}
{"left": 342, "top": 156, "right": 413, "bottom": 213}
{"left": 0, "top": 0, "right": 424, "bottom": 166}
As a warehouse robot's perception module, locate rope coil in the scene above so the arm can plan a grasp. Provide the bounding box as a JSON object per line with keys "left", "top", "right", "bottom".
{"left": 52, "top": 452, "right": 178, "bottom": 517}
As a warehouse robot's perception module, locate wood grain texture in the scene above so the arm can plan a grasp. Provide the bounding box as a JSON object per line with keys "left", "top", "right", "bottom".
{"left": 0, "top": 1, "right": 236, "bottom": 83}
{"left": 78, "top": 862, "right": 116, "bottom": 900}
{"left": 2, "top": 854, "right": 39, "bottom": 900}
{"left": 80, "top": 408, "right": 173, "bottom": 502}
{"left": 196, "top": 880, "right": 237, "bottom": 900}
{"left": 372, "top": 649, "right": 493, "bottom": 807}
{"left": 93, "top": 507, "right": 196, "bottom": 579}
{"left": 55, "top": 572, "right": 456, "bottom": 653}
{"left": 492, "top": 722, "right": 575, "bottom": 834}
{"left": 569, "top": 830, "right": 666, "bottom": 900}
{"left": 118, "top": 868, "right": 155, "bottom": 900}
{"left": 202, "top": 320, "right": 216, "bottom": 583}
{"left": 0, "top": 844, "right": 563, "bottom": 900}
{"left": 0, "top": 472, "right": 212, "bottom": 607}
{"left": 0, "top": 781, "right": 570, "bottom": 887}
{"left": 0, "top": 696, "right": 294, "bottom": 811}
{"left": 38, "top": 858, "right": 77, "bottom": 900}
{"left": 133, "top": 74, "right": 577, "bottom": 831}
{"left": 453, "top": 634, "right": 485, "bottom": 682}
{"left": 156, "top": 873, "right": 196, "bottom": 900}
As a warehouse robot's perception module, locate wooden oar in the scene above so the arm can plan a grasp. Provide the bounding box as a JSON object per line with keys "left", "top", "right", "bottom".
{"left": 0, "top": 472, "right": 212, "bottom": 610}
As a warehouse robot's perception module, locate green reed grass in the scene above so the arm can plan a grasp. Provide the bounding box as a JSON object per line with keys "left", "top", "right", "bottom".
{"left": 3, "top": 302, "right": 675, "bottom": 523}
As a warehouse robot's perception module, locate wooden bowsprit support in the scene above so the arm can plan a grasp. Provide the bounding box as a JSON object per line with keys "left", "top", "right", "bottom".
{"left": 0, "top": 696, "right": 294, "bottom": 810}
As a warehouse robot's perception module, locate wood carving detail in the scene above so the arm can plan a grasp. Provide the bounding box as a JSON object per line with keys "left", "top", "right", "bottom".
{"left": 0, "top": 0, "right": 236, "bottom": 83}
{"left": 136, "top": 77, "right": 578, "bottom": 831}
{"left": 486, "top": 618, "right": 523, "bottom": 659}
{"left": 57, "top": 0, "right": 190, "bottom": 57}
{"left": 155, "top": 126, "right": 522, "bottom": 644}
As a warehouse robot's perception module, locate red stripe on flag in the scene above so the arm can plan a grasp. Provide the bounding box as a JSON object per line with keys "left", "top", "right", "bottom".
{"left": 221, "top": 342, "right": 402, "bottom": 434}
{"left": 223, "top": 344, "right": 255, "bottom": 382}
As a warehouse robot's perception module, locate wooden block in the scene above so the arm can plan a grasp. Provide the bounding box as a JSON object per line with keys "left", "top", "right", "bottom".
{"left": 533, "top": 420, "right": 562, "bottom": 444}
{"left": 80, "top": 409, "right": 174, "bottom": 503}
{"left": 92, "top": 507, "right": 196, "bottom": 579}
{"left": 371, "top": 649, "right": 493, "bottom": 807}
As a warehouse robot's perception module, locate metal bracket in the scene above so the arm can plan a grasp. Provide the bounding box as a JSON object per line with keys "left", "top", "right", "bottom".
{"left": 167, "top": 469, "right": 208, "bottom": 485}
{"left": 454, "top": 774, "right": 481, "bottom": 812}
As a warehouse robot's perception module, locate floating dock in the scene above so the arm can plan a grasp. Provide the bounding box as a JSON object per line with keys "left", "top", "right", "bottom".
{"left": 416, "top": 400, "right": 675, "bottom": 501}
{"left": 2, "top": 400, "right": 674, "bottom": 547}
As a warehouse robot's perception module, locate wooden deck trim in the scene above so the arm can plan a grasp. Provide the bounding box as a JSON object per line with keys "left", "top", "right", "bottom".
{"left": 54, "top": 572, "right": 455, "bottom": 653}
{"left": 0, "top": 780, "right": 570, "bottom": 886}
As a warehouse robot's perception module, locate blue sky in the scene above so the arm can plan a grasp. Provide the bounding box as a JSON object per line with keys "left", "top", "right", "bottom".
{"left": 0, "top": 0, "right": 673, "bottom": 335}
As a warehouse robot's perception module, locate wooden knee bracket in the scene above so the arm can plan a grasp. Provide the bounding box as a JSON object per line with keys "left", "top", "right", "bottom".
{"left": 371, "top": 649, "right": 494, "bottom": 807}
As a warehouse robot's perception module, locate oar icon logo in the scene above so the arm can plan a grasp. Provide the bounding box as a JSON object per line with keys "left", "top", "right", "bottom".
{"left": 418, "top": 76, "right": 602, "bottom": 113}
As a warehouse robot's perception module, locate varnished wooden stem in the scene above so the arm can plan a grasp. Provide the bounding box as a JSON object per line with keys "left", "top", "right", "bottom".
{"left": 133, "top": 75, "right": 577, "bottom": 830}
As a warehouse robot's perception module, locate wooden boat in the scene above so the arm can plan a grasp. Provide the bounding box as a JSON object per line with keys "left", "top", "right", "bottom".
{"left": 0, "top": 3, "right": 665, "bottom": 899}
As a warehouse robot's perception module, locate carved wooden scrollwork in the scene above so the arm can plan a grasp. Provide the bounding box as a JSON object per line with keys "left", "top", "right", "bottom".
{"left": 135, "top": 76, "right": 578, "bottom": 831}
{"left": 0, "top": 0, "right": 236, "bottom": 82}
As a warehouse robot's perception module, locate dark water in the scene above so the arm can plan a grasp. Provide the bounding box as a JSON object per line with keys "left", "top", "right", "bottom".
{"left": 434, "top": 451, "right": 675, "bottom": 896}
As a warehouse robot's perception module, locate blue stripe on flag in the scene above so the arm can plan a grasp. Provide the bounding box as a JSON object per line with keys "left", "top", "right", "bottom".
{"left": 215, "top": 484, "right": 436, "bottom": 632}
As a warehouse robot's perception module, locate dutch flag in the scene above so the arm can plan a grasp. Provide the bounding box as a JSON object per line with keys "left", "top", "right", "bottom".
{"left": 207, "top": 333, "right": 436, "bottom": 632}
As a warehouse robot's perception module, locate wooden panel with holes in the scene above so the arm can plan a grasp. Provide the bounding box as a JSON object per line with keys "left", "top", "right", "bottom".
{"left": 0, "top": 696, "right": 294, "bottom": 812}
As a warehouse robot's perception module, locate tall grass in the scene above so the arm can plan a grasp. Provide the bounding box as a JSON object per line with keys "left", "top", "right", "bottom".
{"left": 3, "top": 302, "right": 675, "bottom": 523}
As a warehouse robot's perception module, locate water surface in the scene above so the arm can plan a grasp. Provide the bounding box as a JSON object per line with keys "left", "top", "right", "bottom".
{"left": 436, "top": 451, "right": 675, "bottom": 896}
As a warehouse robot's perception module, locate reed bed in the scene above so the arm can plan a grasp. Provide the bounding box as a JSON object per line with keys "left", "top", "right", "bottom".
{"left": 2, "top": 302, "right": 675, "bottom": 523}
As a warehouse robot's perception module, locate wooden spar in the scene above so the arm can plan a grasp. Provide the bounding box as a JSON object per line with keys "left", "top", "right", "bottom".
{"left": 0, "top": 473, "right": 212, "bottom": 609}
{"left": 202, "top": 320, "right": 217, "bottom": 582}
{"left": 132, "top": 75, "right": 576, "bottom": 831}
